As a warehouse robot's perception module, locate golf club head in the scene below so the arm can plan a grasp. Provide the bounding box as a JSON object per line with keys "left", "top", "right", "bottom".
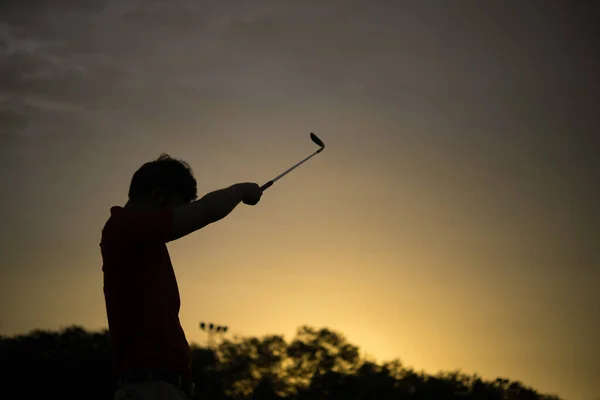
{"left": 310, "top": 132, "right": 325, "bottom": 151}
{"left": 260, "top": 132, "right": 326, "bottom": 193}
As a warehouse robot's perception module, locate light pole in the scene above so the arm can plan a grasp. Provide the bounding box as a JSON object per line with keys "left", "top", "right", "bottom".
{"left": 199, "top": 322, "right": 228, "bottom": 349}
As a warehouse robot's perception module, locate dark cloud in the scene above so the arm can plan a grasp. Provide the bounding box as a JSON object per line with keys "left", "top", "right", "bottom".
{"left": 0, "top": 0, "right": 597, "bottom": 136}
{"left": 0, "top": 0, "right": 107, "bottom": 25}
{"left": 0, "top": 110, "right": 28, "bottom": 137}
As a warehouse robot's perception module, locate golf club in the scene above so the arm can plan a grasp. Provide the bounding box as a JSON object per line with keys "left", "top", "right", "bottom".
{"left": 260, "top": 132, "right": 325, "bottom": 192}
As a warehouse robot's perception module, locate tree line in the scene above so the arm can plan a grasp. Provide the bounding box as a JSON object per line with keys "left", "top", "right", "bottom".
{"left": 0, "top": 325, "right": 562, "bottom": 400}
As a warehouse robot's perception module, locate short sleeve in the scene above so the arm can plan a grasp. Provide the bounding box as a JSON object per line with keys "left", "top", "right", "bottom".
{"left": 105, "top": 206, "right": 174, "bottom": 244}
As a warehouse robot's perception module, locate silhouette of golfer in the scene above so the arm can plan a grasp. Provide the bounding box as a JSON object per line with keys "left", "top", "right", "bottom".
{"left": 101, "top": 154, "right": 262, "bottom": 400}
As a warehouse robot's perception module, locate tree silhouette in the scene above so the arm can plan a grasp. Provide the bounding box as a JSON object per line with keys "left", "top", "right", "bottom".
{"left": 285, "top": 326, "right": 361, "bottom": 387}
{"left": 217, "top": 334, "right": 289, "bottom": 398}
{"left": 0, "top": 325, "right": 564, "bottom": 400}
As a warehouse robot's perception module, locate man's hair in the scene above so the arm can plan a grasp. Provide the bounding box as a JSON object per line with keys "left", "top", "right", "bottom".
{"left": 128, "top": 154, "right": 198, "bottom": 203}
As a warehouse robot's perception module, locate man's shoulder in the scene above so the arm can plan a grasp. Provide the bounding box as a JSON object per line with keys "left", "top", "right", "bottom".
{"left": 101, "top": 206, "right": 174, "bottom": 244}
{"left": 101, "top": 206, "right": 137, "bottom": 244}
{"left": 101, "top": 206, "right": 124, "bottom": 233}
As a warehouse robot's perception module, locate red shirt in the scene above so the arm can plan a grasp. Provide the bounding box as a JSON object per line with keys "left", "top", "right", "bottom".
{"left": 100, "top": 206, "right": 191, "bottom": 379}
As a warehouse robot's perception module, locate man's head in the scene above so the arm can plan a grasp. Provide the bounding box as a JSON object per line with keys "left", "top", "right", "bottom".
{"left": 128, "top": 154, "right": 198, "bottom": 208}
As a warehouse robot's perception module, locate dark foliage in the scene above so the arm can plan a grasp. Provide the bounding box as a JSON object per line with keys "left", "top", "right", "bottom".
{"left": 0, "top": 325, "right": 562, "bottom": 400}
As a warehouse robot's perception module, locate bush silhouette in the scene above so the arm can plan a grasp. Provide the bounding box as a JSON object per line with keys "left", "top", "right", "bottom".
{"left": 0, "top": 325, "right": 562, "bottom": 400}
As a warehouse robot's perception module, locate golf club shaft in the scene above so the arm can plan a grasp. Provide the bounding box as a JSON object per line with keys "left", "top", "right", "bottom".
{"left": 260, "top": 149, "right": 321, "bottom": 191}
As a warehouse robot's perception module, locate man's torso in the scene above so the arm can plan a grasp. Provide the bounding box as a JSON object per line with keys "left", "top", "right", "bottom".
{"left": 101, "top": 206, "right": 191, "bottom": 378}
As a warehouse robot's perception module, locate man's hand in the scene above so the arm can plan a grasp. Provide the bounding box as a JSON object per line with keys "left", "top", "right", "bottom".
{"left": 237, "top": 182, "right": 263, "bottom": 206}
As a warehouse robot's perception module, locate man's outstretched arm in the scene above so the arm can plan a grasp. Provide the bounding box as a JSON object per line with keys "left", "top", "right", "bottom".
{"left": 169, "top": 182, "right": 262, "bottom": 242}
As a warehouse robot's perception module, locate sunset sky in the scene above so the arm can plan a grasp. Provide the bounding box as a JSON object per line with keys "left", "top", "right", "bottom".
{"left": 1, "top": 1, "right": 598, "bottom": 399}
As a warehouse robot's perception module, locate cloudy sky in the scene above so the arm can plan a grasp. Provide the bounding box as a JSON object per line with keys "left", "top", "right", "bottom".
{"left": 1, "top": 1, "right": 598, "bottom": 399}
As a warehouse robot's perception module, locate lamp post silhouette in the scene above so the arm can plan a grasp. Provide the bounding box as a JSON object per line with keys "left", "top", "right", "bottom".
{"left": 199, "top": 322, "right": 228, "bottom": 348}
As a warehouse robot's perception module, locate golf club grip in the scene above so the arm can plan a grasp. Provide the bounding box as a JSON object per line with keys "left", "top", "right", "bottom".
{"left": 261, "top": 181, "right": 274, "bottom": 191}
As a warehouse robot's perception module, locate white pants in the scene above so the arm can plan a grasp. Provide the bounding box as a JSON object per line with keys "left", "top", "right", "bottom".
{"left": 114, "top": 381, "right": 191, "bottom": 400}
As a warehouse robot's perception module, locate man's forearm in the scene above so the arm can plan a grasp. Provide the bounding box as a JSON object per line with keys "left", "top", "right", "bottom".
{"left": 199, "top": 184, "right": 245, "bottom": 223}
{"left": 169, "top": 182, "right": 259, "bottom": 242}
